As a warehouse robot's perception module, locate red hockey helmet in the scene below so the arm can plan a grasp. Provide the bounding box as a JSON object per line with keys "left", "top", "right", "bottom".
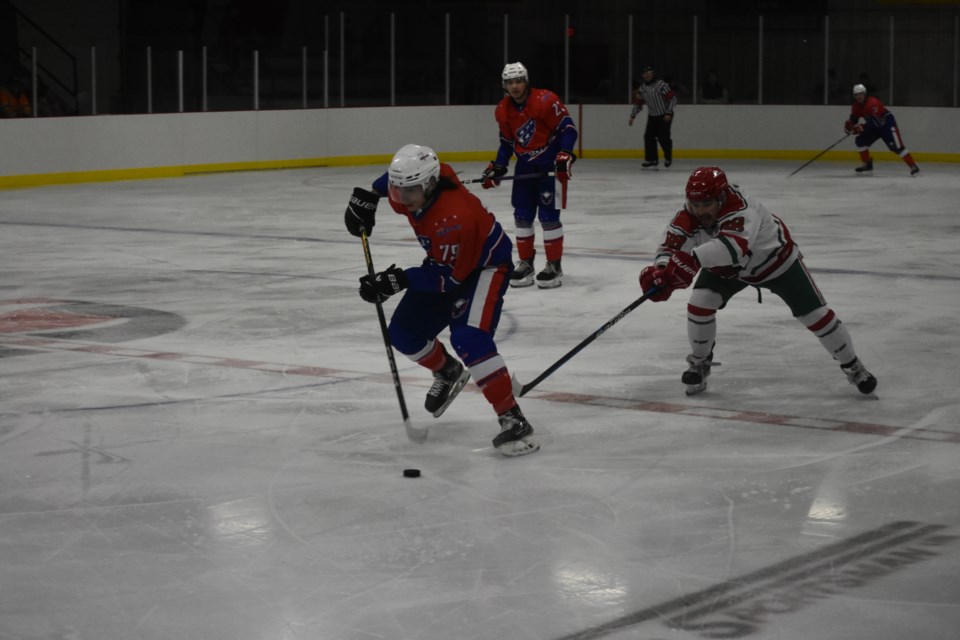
{"left": 685, "top": 166, "right": 729, "bottom": 203}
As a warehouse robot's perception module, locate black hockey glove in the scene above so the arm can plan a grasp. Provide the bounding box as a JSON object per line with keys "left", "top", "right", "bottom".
{"left": 345, "top": 187, "right": 380, "bottom": 237}
{"left": 358, "top": 264, "right": 408, "bottom": 304}
{"left": 480, "top": 162, "right": 508, "bottom": 189}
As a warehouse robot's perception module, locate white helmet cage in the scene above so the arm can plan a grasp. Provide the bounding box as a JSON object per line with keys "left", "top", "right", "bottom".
{"left": 388, "top": 144, "right": 441, "bottom": 201}
{"left": 501, "top": 62, "right": 528, "bottom": 88}
{"left": 852, "top": 83, "right": 867, "bottom": 95}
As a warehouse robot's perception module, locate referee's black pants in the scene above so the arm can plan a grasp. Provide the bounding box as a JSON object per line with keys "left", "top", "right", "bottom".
{"left": 643, "top": 115, "right": 673, "bottom": 163}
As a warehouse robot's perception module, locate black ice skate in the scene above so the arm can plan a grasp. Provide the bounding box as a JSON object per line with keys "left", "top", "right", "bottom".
{"left": 535, "top": 260, "right": 563, "bottom": 289}
{"left": 664, "top": 159, "right": 673, "bottom": 168}
{"left": 841, "top": 357, "right": 878, "bottom": 395}
{"left": 425, "top": 356, "right": 470, "bottom": 418}
{"left": 510, "top": 258, "right": 535, "bottom": 288}
{"left": 641, "top": 160, "right": 659, "bottom": 169}
{"left": 910, "top": 165, "right": 920, "bottom": 176}
{"left": 493, "top": 407, "right": 540, "bottom": 457}
{"left": 682, "top": 352, "right": 715, "bottom": 396}
{"left": 854, "top": 160, "right": 873, "bottom": 174}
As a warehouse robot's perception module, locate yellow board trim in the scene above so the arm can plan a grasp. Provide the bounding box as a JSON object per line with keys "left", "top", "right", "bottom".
{"left": 584, "top": 149, "right": 960, "bottom": 163}
{"left": 2, "top": 149, "right": 958, "bottom": 189}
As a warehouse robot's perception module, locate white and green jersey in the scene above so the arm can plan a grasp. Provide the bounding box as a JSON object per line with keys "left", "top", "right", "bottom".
{"left": 654, "top": 185, "right": 799, "bottom": 284}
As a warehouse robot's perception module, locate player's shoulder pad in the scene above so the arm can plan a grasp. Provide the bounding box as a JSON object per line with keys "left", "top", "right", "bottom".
{"left": 439, "top": 163, "right": 460, "bottom": 183}
{"left": 531, "top": 87, "right": 560, "bottom": 103}
{"left": 671, "top": 208, "right": 699, "bottom": 233}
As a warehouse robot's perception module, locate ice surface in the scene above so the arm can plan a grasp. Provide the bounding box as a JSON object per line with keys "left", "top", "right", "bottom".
{"left": 1, "top": 158, "right": 958, "bottom": 639}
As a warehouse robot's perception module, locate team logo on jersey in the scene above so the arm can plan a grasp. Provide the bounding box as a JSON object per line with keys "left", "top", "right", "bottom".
{"left": 719, "top": 216, "right": 746, "bottom": 233}
{"left": 516, "top": 118, "right": 536, "bottom": 147}
{"left": 435, "top": 222, "right": 462, "bottom": 238}
{"left": 417, "top": 235, "right": 432, "bottom": 252}
{"left": 452, "top": 297, "right": 469, "bottom": 319}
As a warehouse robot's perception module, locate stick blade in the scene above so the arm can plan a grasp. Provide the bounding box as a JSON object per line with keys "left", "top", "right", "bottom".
{"left": 510, "top": 372, "right": 525, "bottom": 397}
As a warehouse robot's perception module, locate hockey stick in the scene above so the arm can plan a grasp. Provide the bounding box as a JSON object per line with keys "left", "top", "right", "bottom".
{"left": 463, "top": 172, "right": 554, "bottom": 185}
{"left": 359, "top": 231, "right": 426, "bottom": 443}
{"left": 511, "top": 288, "right": 659, "bottom": 397}
{"left": 787, "top": 133, "right": 850, "bottom": 177}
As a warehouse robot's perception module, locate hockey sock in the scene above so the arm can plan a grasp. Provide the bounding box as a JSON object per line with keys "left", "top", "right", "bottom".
{"left": 799, "top": 306, "right": 855, "bottom": 364}
{"left": 515, "top": 224, "right": 536, "bottom": 261}
{"left": 859, "top": 150, "right": 871, "bottom": 163}
{"left": 479, "top": 371, "right": 516, "bottom": 415}
{"left": 542, "top": 222, "right": 564, "bottom": 262}
{"left": 467, "top": 354, "right": 515, "bottom": 415}
{"left": 414, "top": 339, "right": 447, "bottom": 371}
{"left": 686, "top": 303, "right": 717, "bottom": 360}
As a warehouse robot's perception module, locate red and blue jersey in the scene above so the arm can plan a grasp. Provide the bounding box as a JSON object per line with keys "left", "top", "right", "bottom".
{"left": 493, "top": 88, "right": 578, "bottom": 167}
{"left": 373, "top": 164, "right": 512, "bottom": 293}
{"left": 848, "top": 96, "right": 891, "bottom": 130}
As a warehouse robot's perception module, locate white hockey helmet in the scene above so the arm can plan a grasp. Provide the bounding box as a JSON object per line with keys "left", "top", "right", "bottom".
{"left": 388, "top": 144, "right": 441, "bottom": 206}
{"left": 852, "top": 83, "right": 867, "bottom": 95}
{"left": 501, "top": 62, "right": 528, "bottom": 87}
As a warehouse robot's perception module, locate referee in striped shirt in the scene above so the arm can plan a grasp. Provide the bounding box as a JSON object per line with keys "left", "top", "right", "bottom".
{"left": 629, "top": 66, "right": 678, "bottom": 168}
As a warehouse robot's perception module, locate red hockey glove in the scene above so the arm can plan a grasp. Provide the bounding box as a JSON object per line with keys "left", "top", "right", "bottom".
{"left": 481, "top": 162, "right": 508, "bottom": 189}
{"left": 663, "top": 250, "right": 700, "bottom": 289}
{"left": 843, "top": 121, "right": 863, "bottom": 136}
{"left": 639, "top": 265, "right": 673, "bottom": 302}
{"left": 555, "top": 151, "right": 576, "bottom": 181}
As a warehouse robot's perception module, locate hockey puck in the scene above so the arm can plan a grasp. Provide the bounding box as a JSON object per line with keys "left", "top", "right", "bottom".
{"left": 403, "top": 468, "right": 421, "bottom": 478}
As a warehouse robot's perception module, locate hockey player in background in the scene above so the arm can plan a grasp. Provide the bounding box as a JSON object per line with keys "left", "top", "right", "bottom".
{"left": 845, "top": 83, "right": 919, "bottom": 176}
{"left": 344, "top": 144, "right": 539, "bottom": 457}
{"left": 639, "top": 166, "right": 878, "bottom": 397}
{"left": 628, "top": 65, "right": 677, "bottom": 168}
{"left": 479, "top": 62, "right": 578, "bottom": 289}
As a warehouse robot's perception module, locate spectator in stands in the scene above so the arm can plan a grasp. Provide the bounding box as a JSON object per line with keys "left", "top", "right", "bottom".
{"left": 0, "top": 75, "right": 32, "bottom": 118}
{"left": 811, "top": 68, "right": 847, "bottom": 105}
{"left": 36, "top": 80, "right": 69, "bottom": 116}
{"left": 663, "top": 75, "right": 691, "bottom": 103}
{"left": 698, "top": 70, "right": 729, "bottom": 104}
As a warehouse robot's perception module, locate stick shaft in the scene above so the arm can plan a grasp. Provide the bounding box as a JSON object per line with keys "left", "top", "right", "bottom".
{"left": 518, "top": 292, "right": 653, "bottom": 396}
{"left": 360, "top": 232, "right": 424, "bottom": 441}
{"left": 788, "top": 133, "right": 850, "bottom": 177}
{"left": 463, "top": 172, "right": 554, "bottom": 185}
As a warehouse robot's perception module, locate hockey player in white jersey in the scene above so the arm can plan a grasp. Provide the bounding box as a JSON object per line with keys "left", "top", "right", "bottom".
{"left": 639, "top": 166, "right": 877, "bottom": 396}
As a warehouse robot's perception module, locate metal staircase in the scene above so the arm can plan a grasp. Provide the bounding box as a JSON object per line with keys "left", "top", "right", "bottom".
{"left": 3, "top": 2, "right": 79, "bottom": 115}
